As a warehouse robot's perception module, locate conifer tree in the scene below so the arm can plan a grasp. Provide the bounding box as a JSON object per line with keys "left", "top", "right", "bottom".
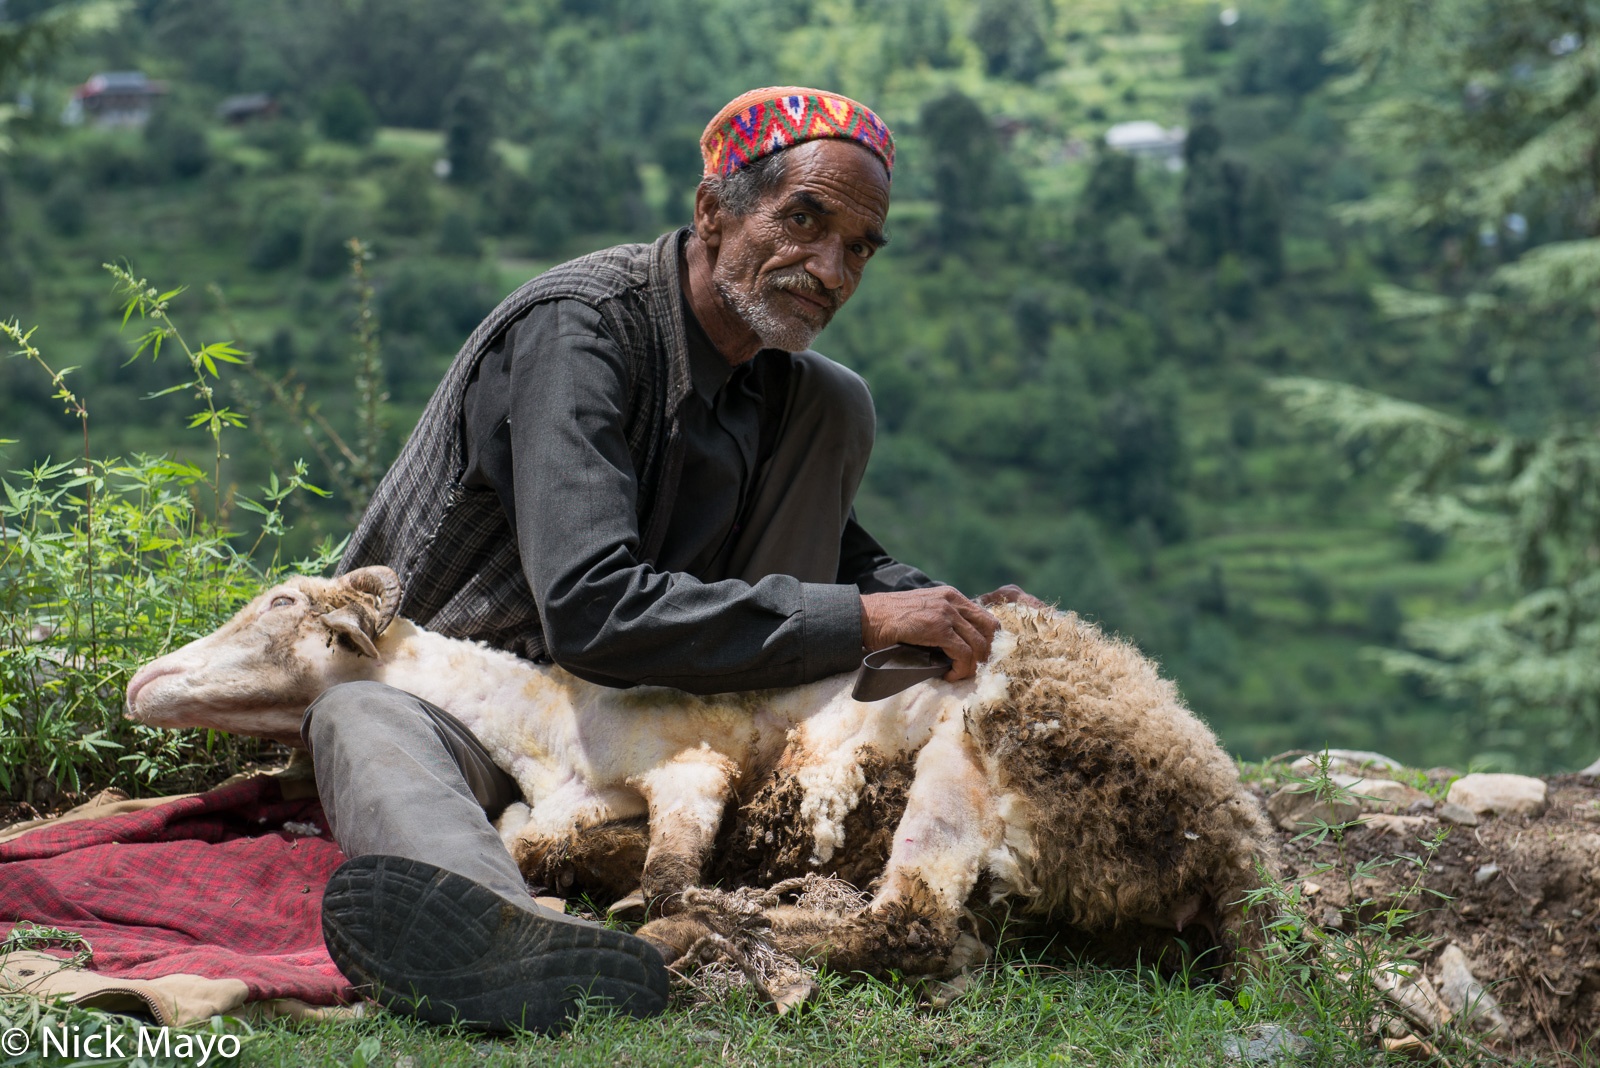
{"left": 1273, "top": 0, "right": 1600, "bottom": 765}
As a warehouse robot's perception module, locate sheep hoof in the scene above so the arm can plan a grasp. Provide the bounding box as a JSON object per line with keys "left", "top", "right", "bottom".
{"left": 768, "top": 977, "right": 817, "bottom": 1015}
{"left": 608, "top": 890, "right": 647, "bottom": 919}
{"left": 921, "top": 970, "right": 975, "bottom": 1009}
{"left": 947, "top": 933, "right": 991, "bottom": 972}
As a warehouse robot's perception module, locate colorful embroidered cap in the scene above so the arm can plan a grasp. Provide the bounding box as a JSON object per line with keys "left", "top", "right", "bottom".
{"left": 701, "top": 86, "right": 895, "bottom": 180}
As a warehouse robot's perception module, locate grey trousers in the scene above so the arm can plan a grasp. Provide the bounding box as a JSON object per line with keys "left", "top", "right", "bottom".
{"left": 306, "top": 349, "right": 874, "bottom": 899}
{"left": 726, "top": 348, "right": 875, "bottom": 585}
{"left": 302, "top": 684, "right": 531, "bottom": 902}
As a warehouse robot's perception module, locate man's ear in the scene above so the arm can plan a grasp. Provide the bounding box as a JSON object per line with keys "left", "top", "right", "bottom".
{"left": 322, "top": 605, "right": 380, "bottom": 659}
{"left": 693, "top": 182, "right": 725, "bottom": 248}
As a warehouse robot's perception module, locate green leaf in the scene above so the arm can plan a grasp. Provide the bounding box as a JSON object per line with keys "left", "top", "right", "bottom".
{"left": 201, "top": 342, "right": 247, "bottom": 364}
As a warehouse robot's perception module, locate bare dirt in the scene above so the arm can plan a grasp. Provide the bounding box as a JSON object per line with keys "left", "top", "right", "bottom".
{"left": 1262, "top": 772, "right": 1600, "bottom": 1059}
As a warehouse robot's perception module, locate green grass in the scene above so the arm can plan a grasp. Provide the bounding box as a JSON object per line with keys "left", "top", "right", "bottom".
{"left": 0, "top": 956, "right": 1399, "bottom": 1068}
{"left": 6, "top": 944, "right": 1565, "bottom": 1067}
{"left": 242, "top": 967, "right": 1257, "bottom": 1068}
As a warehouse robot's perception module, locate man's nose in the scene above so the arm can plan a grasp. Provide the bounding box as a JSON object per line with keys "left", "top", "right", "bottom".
{"left": 805, "top": 235, "right": 847, "bottom": 293}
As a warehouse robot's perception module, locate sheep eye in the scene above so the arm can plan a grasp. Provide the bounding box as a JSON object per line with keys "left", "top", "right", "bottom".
{"left": 269, "top": 595, "right": 295, "bottom": 608}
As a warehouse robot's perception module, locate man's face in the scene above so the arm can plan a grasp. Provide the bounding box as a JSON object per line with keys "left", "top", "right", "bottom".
{"left": 710, "top": 139, "right": 891, "bottom": 353}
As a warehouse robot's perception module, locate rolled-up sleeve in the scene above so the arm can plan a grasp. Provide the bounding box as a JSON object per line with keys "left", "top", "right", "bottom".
{"left": 508, "top": 301, "right": 864, "bottom": 693}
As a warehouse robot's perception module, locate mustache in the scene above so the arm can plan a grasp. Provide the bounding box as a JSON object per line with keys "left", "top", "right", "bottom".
{"left": 765, "top": 269, "right": 840, "bottom": 310}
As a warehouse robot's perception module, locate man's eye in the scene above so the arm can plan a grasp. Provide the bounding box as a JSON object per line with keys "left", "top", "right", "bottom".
{"left": 791, "top": 212, "right": 814, "bottom": 228}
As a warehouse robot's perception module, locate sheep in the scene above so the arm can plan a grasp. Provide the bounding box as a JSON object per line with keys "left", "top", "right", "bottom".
{"left": 125, "top": 566, "right": 1273, "bottom": 983}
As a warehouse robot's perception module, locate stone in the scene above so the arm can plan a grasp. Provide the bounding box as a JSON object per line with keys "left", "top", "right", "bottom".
{"left": 1446, "top": 773, "right": 1548, "bottom": 817}
{"left": 1580, "top": 754, "right": 1600, "bottom": 782}
{"left": 1375, "top": 963, "right": 1451, "bottom": 1033}
{"left": 1436, "top": 802, "right": 1480, "bottom": 827}
{"left": 1364, "top": 813, "right": 1434, "bottom": 838}
{"left": 1266, "top": 784, "right": 1363, "bottom": 833}
{"left": 1576, "top": 800, "right": 1600, "bottom": 824}
{"left": 1222, "top": 1024, "right": 1312, "bottom": 1064}
{"left": 1435, "top": 944, "right": 1509, "bottom": 1041}
{"left": 1473, "top": 863, "right": 1499, "bottom": 885}
{"left": 1425, "top": 766, "right": 1462, "bottom": 782}
{"left": 1288, "top": 749, "right": 1405, "bottom": 777}
{"left": 1348, "top": 778, "right": 1432, "bottom": 811}
{"left": 1382, "top": 1035, "right": 1438, "bottom": 1058}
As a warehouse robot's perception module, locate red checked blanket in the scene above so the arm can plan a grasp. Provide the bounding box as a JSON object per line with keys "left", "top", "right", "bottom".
{"left": 0, "top": 776, "right": 354, "bottom": 1005}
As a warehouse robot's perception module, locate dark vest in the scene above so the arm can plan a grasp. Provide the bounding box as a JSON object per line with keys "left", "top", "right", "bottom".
{"left": 337, "top": 229, "right": 699, "bottom": 660}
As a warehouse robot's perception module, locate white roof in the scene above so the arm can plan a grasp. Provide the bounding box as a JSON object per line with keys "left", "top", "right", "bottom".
{"left": 1105, "top": 121, "right": 1184, "bottom": 149}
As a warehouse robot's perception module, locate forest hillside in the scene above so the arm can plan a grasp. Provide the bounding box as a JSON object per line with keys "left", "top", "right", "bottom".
{"left": 3, "top": 0, "right": 1598, "bottom": 778}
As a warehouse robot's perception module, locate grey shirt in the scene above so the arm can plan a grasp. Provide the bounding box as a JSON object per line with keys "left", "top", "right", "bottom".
{"left": 460, "top": 295, "right": 935, "bottom": 693}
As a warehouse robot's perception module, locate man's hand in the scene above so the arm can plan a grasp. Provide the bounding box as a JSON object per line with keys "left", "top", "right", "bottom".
{"left": 978, "top": 584, "right": 1049, "bottom": 610}
{"left": 860, "top": 587, "right": 999, "bottom": 681}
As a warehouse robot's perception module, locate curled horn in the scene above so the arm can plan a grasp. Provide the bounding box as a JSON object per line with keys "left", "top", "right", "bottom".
{"left": 339, "top": 565, "right": 403, "bottom": 636}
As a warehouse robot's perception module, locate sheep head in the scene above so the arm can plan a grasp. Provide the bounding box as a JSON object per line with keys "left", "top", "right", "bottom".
{"left": 124, "top": 566, "right": 404, "bottom": 745}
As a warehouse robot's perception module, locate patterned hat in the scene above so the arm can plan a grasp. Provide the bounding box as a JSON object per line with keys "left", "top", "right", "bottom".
{"left": 701, "top": 86, "right": 895, "bottom": 180}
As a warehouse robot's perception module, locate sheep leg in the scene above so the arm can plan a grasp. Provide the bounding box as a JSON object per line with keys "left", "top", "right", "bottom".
{"left": 509, "top": 778, "right": 647, "bottom": 898}
{"left": 627, "top": 754, "right": 737, "bottom": 915}
{"left": 872, "top": 720, "right": 1001, "bottom": 917}
{"left": 769, "top": 721, "right": 1000, "bottom": 977}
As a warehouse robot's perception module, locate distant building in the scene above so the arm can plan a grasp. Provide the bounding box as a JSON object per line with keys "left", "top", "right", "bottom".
{"left": 216, "top": 93, "right": 278, "bottom": 124}
{"left": 1104, "top": 120, "right": 1186, "bottom": 168}
{"left": 62, "top": 72, "right": 166, "bottom": 128}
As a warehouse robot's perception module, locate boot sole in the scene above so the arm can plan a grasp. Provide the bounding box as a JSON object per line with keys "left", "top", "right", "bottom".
{"left": 321, "top": 855, "right": 670, "bottom": 1032}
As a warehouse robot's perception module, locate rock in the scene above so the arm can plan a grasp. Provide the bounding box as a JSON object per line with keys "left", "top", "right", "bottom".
{"left": 1436, "top": 802, "right": 1481, "bottom": 827}
{"left": 1266, "top": 784, "right": 1363, "bottom": 833}
{"left": 1435, "top": 944, "right": 1509, "bottom": 1041}
{"left": 1348, "top": 778, "right": 1432, "bottom": 811}
{"left": 1404, "top": 797, "right": 1435, "bottom": 814}
{"left": 1288, "top": 749, "right": 1405, "bottom": 777}
{"left": 1424, "top": 766, "right": 1462, "bottom": 783}
{"left": 1319, "top": 906, "right": 1343, "bottom": 929}
{"left": 1382, "top": 1035, "right": 1438, "bottom": 1060}
{"left": 1222, "top": 1024, "right": 1312, "bottom": 1064}
{"left": 1364, "top": 813, "right": 1434, "bottom": 838}
{"left": 1375, "top": 963, "right": 1451, "bottom": 1033}
{"left": 1473, "top": 863, "right": 1499, "bottom": 885}
{"left": 1576, "top": 800, "right": 1600, "bottom": 824}
{"left": 1446, "top": 773, "right": 1548, "bottom": 817}
{"left": 1580, "top": 754, "right": 1600, "bottom": 783}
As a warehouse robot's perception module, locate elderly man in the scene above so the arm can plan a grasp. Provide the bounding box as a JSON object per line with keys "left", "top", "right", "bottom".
{"left": 309, "top": 87, "right": 1035, "bottom": 1032}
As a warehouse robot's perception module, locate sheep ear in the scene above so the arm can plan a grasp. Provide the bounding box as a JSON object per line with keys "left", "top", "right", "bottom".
{"left": 322, "top": 606, "right": 380, "bottom": 659}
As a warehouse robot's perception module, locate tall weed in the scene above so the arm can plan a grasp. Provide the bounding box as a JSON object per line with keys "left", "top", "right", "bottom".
{"left": 0, "top": 265, "right": 337, "bottom": 809}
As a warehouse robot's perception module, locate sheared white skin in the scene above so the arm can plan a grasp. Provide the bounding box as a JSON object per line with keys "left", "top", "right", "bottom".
{"left": 125, "top": 578, "right": 1040, "bottom": 918}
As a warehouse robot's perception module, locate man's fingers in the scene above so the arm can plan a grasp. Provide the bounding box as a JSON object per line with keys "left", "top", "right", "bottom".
{"left": 979, "top": 584, "right": 1050, "bottom": 610}
{"left": 957, "top": 598, "right": 1000, "bottom": 641}
{"left": 942, "top": 611, "right": 990, "bottom": 680}
{"left": 952, "top": 609, "right": 992, "bottom": 661}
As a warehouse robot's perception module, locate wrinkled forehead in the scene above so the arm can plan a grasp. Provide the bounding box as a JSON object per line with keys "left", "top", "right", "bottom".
{"left": 770, "top": 140, "right": 891, "bottom": 228}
